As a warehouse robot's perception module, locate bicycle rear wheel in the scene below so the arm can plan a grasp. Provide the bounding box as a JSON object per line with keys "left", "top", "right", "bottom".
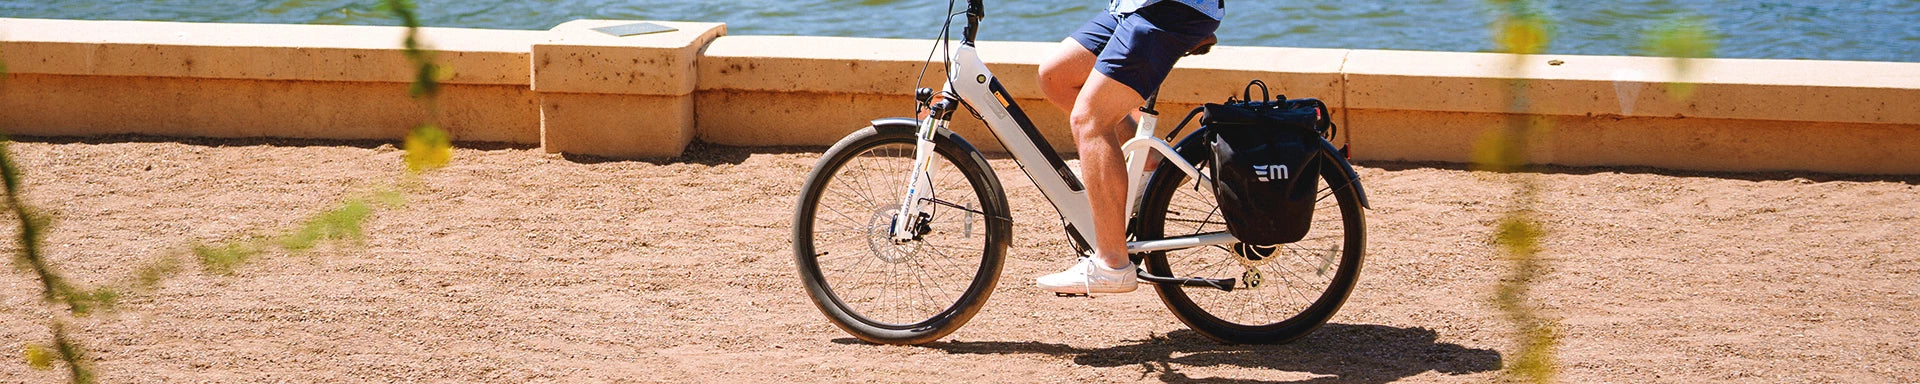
{"left": 793, "top": 124, "right": 1010, "bottom": 345}
{"left": 1135, "top": 137, "right": 1365, "bottom": 344}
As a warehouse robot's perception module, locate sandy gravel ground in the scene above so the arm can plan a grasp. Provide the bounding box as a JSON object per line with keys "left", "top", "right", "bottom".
{"left": 2, "top": 137, "right": 1916, "bottom": 383}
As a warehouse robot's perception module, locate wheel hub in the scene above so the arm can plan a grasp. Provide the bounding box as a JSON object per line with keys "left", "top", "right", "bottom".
{"left": 865, "top": 204, "right": 920, "bottom": 263}
{"left": 1241, "top": 268, "right": 1264, "bottom": 289}
{"left": 1231, "top": 243, "right": 1279, "bottom": 289}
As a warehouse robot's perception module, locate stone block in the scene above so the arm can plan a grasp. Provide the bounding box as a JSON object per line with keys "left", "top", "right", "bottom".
{"left": 539, "top": 93, "right": 694, "bottom": 158}
{"left": 1347, "top": 109, "right": 1920, "bottom": 175}
{"left": 1344, "top": 49, "right": 1920, "bottom": 125}
{"left": 533, "top": 20, "right": 725, "bottom": 158}
{"left": 532, "top": 20, "right": 725, "bottom": 96}
{"left": 699, "top": 36, "right": 939, "bottom": 96}
{"left": 0, "top": 73, "right": 539, "bottom": 143}
{"left": 0, "top": 17, "right": 540, "bottom": 85}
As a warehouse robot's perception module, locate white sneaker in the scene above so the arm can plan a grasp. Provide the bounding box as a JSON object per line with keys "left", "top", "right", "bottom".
{"left": 1036, "top": 257, "right": 1138, "bottom": 294}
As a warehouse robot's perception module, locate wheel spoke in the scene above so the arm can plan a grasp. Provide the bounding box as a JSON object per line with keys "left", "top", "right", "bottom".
{"left": 916, "top": 242, "right": 980, "bottom": 279}
{"left": 794, "top": 132, "right": 1003, "bottom": 339}
{"left": 1138, "top": 156, "right": 1362, "bottom": 341}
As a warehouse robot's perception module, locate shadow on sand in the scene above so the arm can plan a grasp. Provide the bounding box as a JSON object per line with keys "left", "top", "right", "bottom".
{"left": 839, "top": 324, "right": 1501, "bottom": 384}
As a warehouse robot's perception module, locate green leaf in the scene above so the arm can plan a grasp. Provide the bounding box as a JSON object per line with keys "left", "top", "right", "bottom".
{"left": 1642, "top": 15, "right": 1719, "bottom": 99}
{"left": 1642, "top": 16, "right": 1719, "bottom": 60}
{"left": 280, "top": 199, "right": 373, "bottom": 253}
{"left": 24, "top": 344, "right": 53, "bottom": 370}
{"left": 1494, "top": 15, "right": 1552, "bottom": 55}
{"left": 131, "top": 254, "right": 184, "bottom": 291}
{"left": 194, "top": 240, "right": 264, "bottom": 275}
{"left": 404, "top": 125, "right": 453, "bottom": 173}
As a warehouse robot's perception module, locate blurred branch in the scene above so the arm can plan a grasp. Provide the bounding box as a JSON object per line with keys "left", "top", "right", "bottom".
{"left": 3, "top": 93, "right": 98, "bottom": 382}
{"left": 1479, "top": 1, "right": 1559, "bottom": 383}
{"left": 2, "top": 4, "right": 455, "bottom": 380}
{"left": 1642, "top": 15, "right": 1720, "bottom": 98}
{"left": 6, "top": 44, "right": 98, "bottom": 379}
{"left": 383, "top": 0, "right": 453, "bottom": 173}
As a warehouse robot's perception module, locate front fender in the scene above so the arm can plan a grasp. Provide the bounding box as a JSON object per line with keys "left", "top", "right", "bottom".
{"left": 870, "top": 117, "right": 920, "bottom": 129}
{"left": 867, "top": 118, "right": 985, "bottom": 157}
{"left": 865, "top": 117, "right": 998, "bottom": 196}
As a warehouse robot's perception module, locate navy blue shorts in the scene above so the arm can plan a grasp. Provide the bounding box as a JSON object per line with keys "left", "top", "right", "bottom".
{"left": 1068, "top": 2, "right": 1221, "bottom": 98}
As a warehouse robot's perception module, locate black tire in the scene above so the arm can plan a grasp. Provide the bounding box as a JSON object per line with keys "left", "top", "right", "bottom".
{"left": 793, "top": 124, "right": 1011, "bottom": 345}
{"left": 1136, "top": 134, "right": 1365, "bottom": 344}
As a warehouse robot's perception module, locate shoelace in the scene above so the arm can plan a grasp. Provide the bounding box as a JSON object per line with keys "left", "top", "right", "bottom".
{"left": 1076, "top": 257, "right": 1095, "bottom": 299}
{"left": 1083, "top": 258, "right": 1094, "bottom": 298}
{"left": 1069, "top": 256, "right": 1127, "bottom": 298}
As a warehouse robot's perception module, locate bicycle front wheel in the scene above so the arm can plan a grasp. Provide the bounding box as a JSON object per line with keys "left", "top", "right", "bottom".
{"left": 792, "top": 124, "right": 1010, "bottom": 345}
{"left": 1136, "top": 138, "right": 1365, "bottom": 344}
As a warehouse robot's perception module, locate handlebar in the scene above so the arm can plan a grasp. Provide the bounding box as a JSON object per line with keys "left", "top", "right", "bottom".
{"left": 962, "top": 0, "right": 985, "bottom": 44}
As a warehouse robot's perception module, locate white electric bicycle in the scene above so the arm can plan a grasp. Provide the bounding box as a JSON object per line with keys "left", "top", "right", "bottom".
{"left": 792, "top": 0, "right": 1369, "bottom": 345}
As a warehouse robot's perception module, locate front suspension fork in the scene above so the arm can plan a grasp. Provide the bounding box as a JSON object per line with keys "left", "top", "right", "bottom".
{"left": 890, "top": 91, "right": 959, "bottom": 242}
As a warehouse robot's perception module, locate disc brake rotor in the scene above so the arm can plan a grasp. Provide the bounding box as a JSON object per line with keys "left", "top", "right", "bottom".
{"left": 1232, "top": 243, "right": 1279, "bottom": 268}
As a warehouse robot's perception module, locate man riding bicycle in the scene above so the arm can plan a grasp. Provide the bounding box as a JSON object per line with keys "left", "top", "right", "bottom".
{"left": 1034, "top": 0, "right": 1223, "bottom": 294}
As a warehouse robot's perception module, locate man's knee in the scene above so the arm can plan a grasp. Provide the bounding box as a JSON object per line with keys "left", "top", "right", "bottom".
{"left": 1070, "top": 74, "right": 1146, "bottom": 143}
{"left": 1069, "top": 109, "right": 1120, "bottom": 144}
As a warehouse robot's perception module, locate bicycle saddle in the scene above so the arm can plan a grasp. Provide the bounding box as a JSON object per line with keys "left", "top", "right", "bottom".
{"left": 1186, "top": 34, "right": 1218, "bottom": 56}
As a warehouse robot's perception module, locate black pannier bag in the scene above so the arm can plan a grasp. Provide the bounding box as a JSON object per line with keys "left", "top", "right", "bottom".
{"left": 1201, "top": 80, "right": 1335, "bottom": 245}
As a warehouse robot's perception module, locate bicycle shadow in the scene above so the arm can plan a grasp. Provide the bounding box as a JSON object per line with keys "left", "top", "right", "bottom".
{"left": 905, "top": 324, "right": 1501, "bottom": 383}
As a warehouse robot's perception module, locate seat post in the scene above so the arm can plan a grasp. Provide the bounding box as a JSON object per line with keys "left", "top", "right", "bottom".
{"left": 1134, "top": 92, "right": 1162, "bottom": 140}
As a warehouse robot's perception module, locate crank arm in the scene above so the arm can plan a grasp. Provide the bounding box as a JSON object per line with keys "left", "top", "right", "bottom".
{"left": 1136, "top": 270, "right": 1236, "bottom": 292}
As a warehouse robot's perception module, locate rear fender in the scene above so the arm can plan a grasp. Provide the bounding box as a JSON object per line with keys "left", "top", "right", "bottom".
{"left": 1315, "top": 139, "right": 1370, "bottom": 209}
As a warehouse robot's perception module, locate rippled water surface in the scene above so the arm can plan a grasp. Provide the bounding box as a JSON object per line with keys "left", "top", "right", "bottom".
{"left": 6, "top": 0, "right": 1917, "bottom": 62}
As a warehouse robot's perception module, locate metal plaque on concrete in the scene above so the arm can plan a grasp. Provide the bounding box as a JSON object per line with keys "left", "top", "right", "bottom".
{"left": 590, "top": 22, "right": 678, "bottom": 37}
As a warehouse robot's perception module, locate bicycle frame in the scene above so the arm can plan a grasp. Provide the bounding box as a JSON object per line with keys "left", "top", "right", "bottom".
{"left": 889, "top": 9, "right": 1236, "bottom": 255}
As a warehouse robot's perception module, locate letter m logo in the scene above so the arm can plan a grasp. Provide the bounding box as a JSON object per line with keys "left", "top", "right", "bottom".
{"left": 1254, "top": 164, "right": 1290, "bottom": 182}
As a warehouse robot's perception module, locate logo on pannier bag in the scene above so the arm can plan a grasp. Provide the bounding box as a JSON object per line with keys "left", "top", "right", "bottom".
{"left": 1253, "top": 164, "right": 1290, "bottom": 182}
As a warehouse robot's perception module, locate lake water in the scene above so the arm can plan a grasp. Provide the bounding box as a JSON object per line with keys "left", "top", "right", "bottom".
{"left": 5, "top": 0, "right": 1917, "bottom": 62}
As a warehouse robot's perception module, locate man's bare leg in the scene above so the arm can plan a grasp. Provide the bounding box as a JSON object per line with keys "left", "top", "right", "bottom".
{"left": 1070, "top": 71, "right": 1146, "bottom": 270}
{"left": 1040, "top": 38, "right": 1157, "bottom": 271}
{"left": 1039, "top": 39, "right": 1137, "bottom": 131}
{"left": 1035, "top": 36, "right": 1161, "bottom": 294}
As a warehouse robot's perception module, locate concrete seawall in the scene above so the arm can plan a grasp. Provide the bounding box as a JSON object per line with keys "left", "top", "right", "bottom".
{"left": 4, "top": 18, "right": 1917, "bottom": 174}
